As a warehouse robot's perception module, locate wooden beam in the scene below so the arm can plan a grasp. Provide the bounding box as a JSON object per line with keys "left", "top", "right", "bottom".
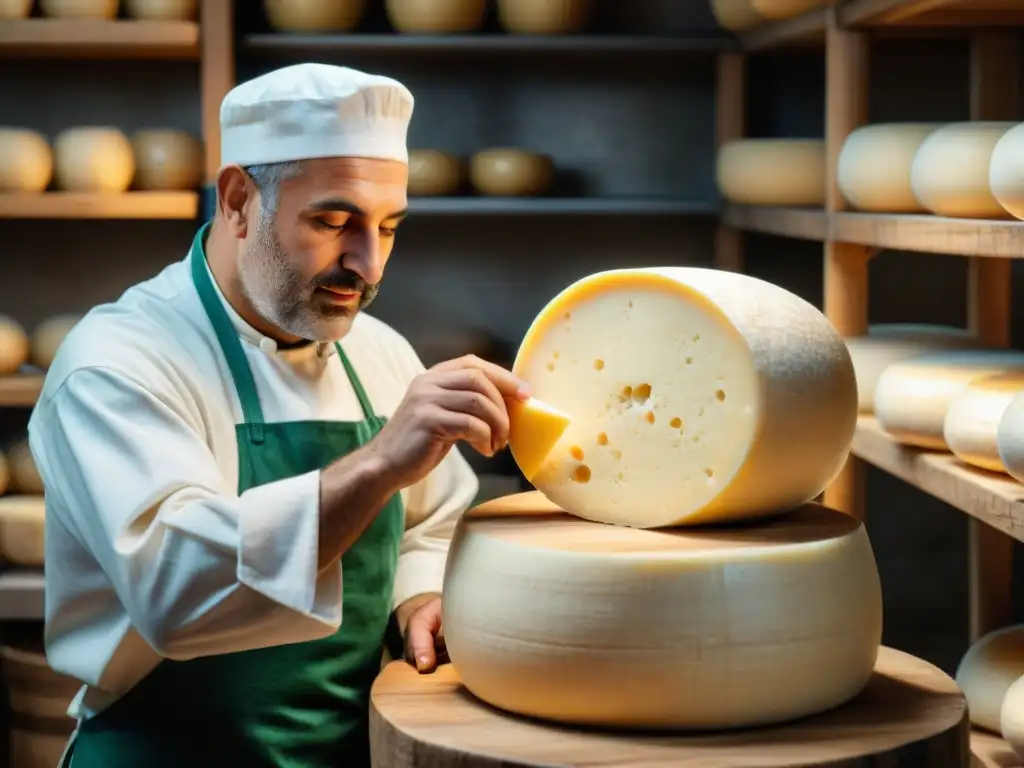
{"left": 199, "top": 0, "right": 235, "bottom": 220}
{"left": 714, "top": 52, "right": 746, "bottom": 272}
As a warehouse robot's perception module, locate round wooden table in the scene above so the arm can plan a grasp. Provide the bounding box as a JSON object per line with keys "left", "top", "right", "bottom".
{"left": 370, "top": 646, "right": 970, "bottom": 767}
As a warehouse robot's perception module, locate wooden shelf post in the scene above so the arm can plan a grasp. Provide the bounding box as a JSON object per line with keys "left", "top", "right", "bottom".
{"left": 965, "top": 29, "right": 1018, "bottom": 643}
{"left": 822, "top": 9, "right": 871, "bottom": 520}
{"left": 199, "top": 0, "right": 236, "bottom": 221}
{"left": 714, "top": 51, "right": 745, "bottom": 272}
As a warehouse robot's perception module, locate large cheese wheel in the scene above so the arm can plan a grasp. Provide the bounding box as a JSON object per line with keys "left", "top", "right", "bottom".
{"left": 0, "top": 0, "right": 33, "bottom": 18}
{"left": 31, "top": 314, "right": 80, "bottom": 370}
{"left": 957, "top": 625, "right": 1024, "bottom": 734}
{"left": 944, "top": 372, "right": 1024, "bottom": 474}
{"left": 130, "top": 130, "right": 203, "bottom": 191}
{"left": 711, "top": 0, "right": 764, "bottom": 30}
{"left": 54, "top": 128, "right": 134, "bottom": 193}
{"left": 470, "top": 149, "right": 554, "bottom": 197}
{"left": 837, "top": 123, "right": 940, "bottom": 213}
{"left": 0, "top": 129, "right": 53, "bottom": 193}
{"left": 910, "top": 122, "right": 1016, "bottom": 219}
{"left": 844, "top": 324, "right": 981, "bottom": 413}
{"left": 717, "top": 139, "right": 825, "bottom": 207}
{"left": 990, "top": 122, "right": 1024, "bottom": 221}
{"left": 0, "top": 495, "right": 44, "bottom": 566}
{"left": 387, "top": 0, "right": 486, "bottom": 32}
{"left": 39, "top": 0, "right": 118, "bottom": 18}
{"left": 512, "top": 267, "right": 858, "bottom": 528}
{"left": 0, "top": 315, "right": 29, "bottom": 376}
{"left": 1001, "top": 674, "right": 1024, "bottom": 758}
{"left": 496, "top": 0, "right": 591, "bottom": 33}
{"left": 750, "top": 0, "right": 827, "bottom": 19}
{"left": 125, "top": 0, "right": 197, "bottom": 20}
{"left": 407, "top": 150, "right": 462, "bottom": 197}
{"left": 8, "top": 440, "right": 42, "bottom": 496}
{"left": 995, "top": 390, "right": 1024, "bottom": 485}
{"left": 263, "top": 0, "right": 366, "bottom": 31}
{"left": 874, "top": 350, "right": 1024, "bottom": 450}
{"left": 443, "top": 492, "right": 883, "bottom": 729}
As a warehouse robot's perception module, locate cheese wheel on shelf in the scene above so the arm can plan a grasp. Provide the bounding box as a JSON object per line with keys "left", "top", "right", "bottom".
{"left": 0, "top": 495, "right": 44, "bottom": 566}
{"left": 263, "top": 0, "right": 366, "bottom": 31}
{"left": 995, "top": 390, "right": 1024, "bottom": 485}
{"left": 837, "top": 123, "right": 941, "bottom": 213}
{"left": 507, "top": 397, "right": 572, "bottom": 481}
{"left": 711, "top": 0, "right": 764, "bottom": 30}
{"left": 956, "top": 625, "right": 1024, "bottom": 734}
{"left": 496, "top": 0, "right": 591, "bottom": 34}
{"left": 910, "top": 121, "right": 1016, "bottom": 219}
{"left": 130, "top": 130, "right": 203, "bottom": 191}
{"left": 0, "top": 0, "right": 33, "bottom": 18}
{"left": 943, "top": 372, "right": 1024, "bottom": 474}
{"left": 717, "top": 139, "right": 825, "bottom": 207}
{"left": 54, "top": 128, "right": 135, "bottom": 193}
{"left": 8, "top": 440, "right": 42, "bottom": 496}
{"left": 875, "top": 350, "right": 1024, "bottom": 450}
{"left": 0, "top": 315, "right": 29, "bottom": 376}
{"left": 407, "top": 150, "right": 462, "bottom": 197}
{"left": 31, "top": 313, "right": 81, "bottom": 370}
{"left": 39, "top": 0, "right": 118, "bottom": 18}
{"left": 512, "top": 267, "right": 857, "bottom": 528}
{"left": 470, "top": 149, "right": 554, "bottom": 197}
{"left": 0, "top": 129, "right": 53, "bottom": 193}
{"left": 990, "top": 122, "right": 1024, "bottom": 221}
{"left": 125, "top": 0, "right": 197, "bottom": 20}
{"left": 387, "top": 0, "right": 486, "bottom": 32}
{"left": 1001, "top": 674, "right": 1024, "bottom": 759}
{"left": 844, "top": 324, "right": 981, "bottom": 413}
{"left": 750, "top": 0, "right": 827, "bottom": 19}
{"left": 443, "top": 492, "right": 883, "bottom": 730}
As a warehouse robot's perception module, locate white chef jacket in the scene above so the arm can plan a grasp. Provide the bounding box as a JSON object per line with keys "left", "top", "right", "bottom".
{"left": 26, "top": 245, "right": 479, "bottom": 721}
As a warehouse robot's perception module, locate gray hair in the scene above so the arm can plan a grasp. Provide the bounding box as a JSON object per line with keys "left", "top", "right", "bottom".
{"left": 244, "top": 161, "right": 302, "bottom": 213}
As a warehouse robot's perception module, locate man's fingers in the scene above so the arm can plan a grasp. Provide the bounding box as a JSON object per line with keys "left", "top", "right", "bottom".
{"left": 432, "top": 355, "right": 531, "bottom": 402}
{"left": 430, "top": 388, "right": 509, "bottom": 453}
{"left": 405, "top": 606, "right": 442, "bottom": 673}
{"left": 428, "top": 406, "right": 495, "bottom": 457}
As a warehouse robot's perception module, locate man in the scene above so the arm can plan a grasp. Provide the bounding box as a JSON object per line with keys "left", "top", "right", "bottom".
{"left": 28, "top": 63, "right": 529, "bottom": 767}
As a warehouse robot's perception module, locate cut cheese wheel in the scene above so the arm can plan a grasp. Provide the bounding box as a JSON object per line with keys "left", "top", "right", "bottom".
{"left": 0, "top": 495, "right": 44, "bottom": 566}
{"left": 442, "top": 492, "right": 883, "bottom": 729}
{"left": 31, "top": 313, "right": 80, "bottom": 370}
{"left": 512, "top": 267, "right": 858, "bottom": 528}
{"left": 54, "top": 127, "right": 134, "bottom": 193}
{"left": 910, "top": 122, "right": 1016, "bottom": 219}
{"left": 507, "top": 397, "right": 571, "bottom": 482}
{"left": 710, "top": 0, "right": 764, "bottom": 30}
{"left": 8, "top": 440, "right": 42, "bottom": 496}
{"left": 0, "top": 128, "right": 53, "bottom": 193}
{"left": 717, "top": 139, "right": 825, "bottom": 207}
{"left": 837, "top": 123, "right": 940, "bottom": 213}
{"left": 875, "top": 350, "right": 1024, "bottom": 450}
{"left": 750, "top": 0, "right": 827, "bottom": 19}
{"left": 944, "top": 372, "right": 1024, "bottom": 474}
{"left": 1001, "top": 674, "right": 1024, "bottom": 758}
{"left": 990, "top": 122, "right": 1024, "bottom": 221}
{"left": 0, "top": 315, "right": 29, "bottom": 376}
{"left": 956, "top": 624, "right": 1024, "bottom": 734}
{"left": 844, "top": 324, "right": 981, "bottom": 413}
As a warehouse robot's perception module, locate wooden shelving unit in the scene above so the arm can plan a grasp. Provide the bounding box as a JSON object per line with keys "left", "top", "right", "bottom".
{"left": 0, "top": 192, "right": 199, "bottom": 220}
{"left": 0, "top": 376, "right": 43, "bottom": 409}
{"left": 0, "top": 18, "right": 200, "bottom": 59}
{"left": 408, "top": 197, "right": 716, "bottom": 216}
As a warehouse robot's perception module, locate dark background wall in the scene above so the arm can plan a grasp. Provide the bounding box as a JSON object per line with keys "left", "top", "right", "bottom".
{"left": 1, "top": 0, "right": 1020, "bottom": 680}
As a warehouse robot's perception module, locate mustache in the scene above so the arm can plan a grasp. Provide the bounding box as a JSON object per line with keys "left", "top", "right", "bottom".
{"left": 313, "top": 270, "right": 380, "bottom": 306}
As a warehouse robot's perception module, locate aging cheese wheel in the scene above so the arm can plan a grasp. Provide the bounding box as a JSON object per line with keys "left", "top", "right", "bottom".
{"left": 750, "top": 0, "right": 827, "bottom": 19}
{"left": 470, "top": 149, "right": 554, "bottom": 197}
{"left": 711, "top": 0, "right": 764, "bottom": 30}
{"left": 944, "top": 372, "right": 1024, "bottom": 474}
{"left": 1002, "top": 674, "right": 1024, "bottom": 758}
{"left": 844, "top": 324, "right": 981, "bottom": 413}
{"left": 990, "top": 122, "right": 1024, "bottom": 221}
{"left": 387, "top": 0, "right": 485, "bottom": 32}
{"left": 507, "top": 397, "right": 572, "bottom": 482}
{"left": 717, "top": 139, "right": 826, "bottom": 207}
{"left": 0, "top": 129, "right": 53, "bottom": 193}
{"left": 496, "top": 0, "right": 591, "bottom": 34}
{"left": 130, "top": 130, "right": 203, "bottom": 191}
{"left": 443, "top": 492, "right": 882, "bottom": 730}
{"left": 995, "top": 390, "right": 1024, "bottom": 486}
{"left": 31, "top": 314, "right": 80, "bottom": 370}
{"left": 39, "top": 0, "right": 118, "bottom": 17}
{"left": 407, "top": 150, "right": 462, "bottom": 197}
{"left": 512, "top": 267, "right": 857, "bottom": 528}
{"left": 8, "top": 441, "right": 42, "bottom": 496}
{"left": 0, "top": 0, "right": 33, "bottom": 18}
{"left": 837, "top": 123, "right": 940, "bottom": 213}
{"left": 54, "top": 128, "right": 134, "bottom": 193}
{"left": 0, "top": 495, "right": 44, "bottom": 566}
{"left": 875, "top": 350, "right": 1024, "bottom": 450}
{"left": 263, "top": 0, "right": 366, "bottom": 31}
{"left": 910, "top": 122, "right": 1016, "bottom": 219}
{"left": 0, "top": 315, "right": 29, "bottom": 376}
{"left": 956, "top": 625, "right": 1024, "bottom": 734}
{"left": 125, "top": 0, "right": 197, "bottom": 20}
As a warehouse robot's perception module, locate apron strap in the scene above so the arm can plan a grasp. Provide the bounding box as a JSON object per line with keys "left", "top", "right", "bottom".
{"left": 188, "top": 223, "right": 267, "bottom": 443}
{"left": 335, "top": 343, "right": 377, "bottom": 423}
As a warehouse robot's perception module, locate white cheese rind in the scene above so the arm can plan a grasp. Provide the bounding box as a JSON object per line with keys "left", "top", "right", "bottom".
{"left": 513, "top": 267, "right": 858, "bottom": 528}
{"left": 1001, "top": 674, "right": 1024, "bottom": 758}
{"left": 996, "top": 390, "right": 1024, "bottom": 485}
{"left": 442, "top": 497, "right": 883, "bottom": 730}
{"left": 874, "top": 350, "right": 1024, "bottom": 450}
{"left": 956, "top": 624, "right": 1024, "bottom": 734}
{"left": 944, "top": 372, "right": 1024, "bottom": 474}
{"left": 716, "top": 139, "right": 825, "bottom": 207}
{"left": 990, "top": 123, "right": 1024, "bottom": 220}
{"left": 837, "top": 123, "right": 941, "bottom": 213}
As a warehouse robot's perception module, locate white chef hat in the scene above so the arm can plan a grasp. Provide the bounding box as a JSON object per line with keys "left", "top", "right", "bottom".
{"left": 219, "top": 63, "right": 414, "bottom": 167}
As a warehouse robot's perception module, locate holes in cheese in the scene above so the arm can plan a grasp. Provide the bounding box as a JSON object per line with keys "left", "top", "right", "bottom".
{"left": 716, "top": 139, "right": 825, "bottom": 207}
{"left": 512, "top": 267, "right": 858, "bottom": 528}
{"left": 837, "top": 123, "right": 940, "bottom": 213}
{"left": 1002, "top": 673, "right": 1024, "bottom": 759}
{"left": 0, "top": 495, "right": 44, "bottom": 567}
{"left": 506, "top": 397, "right": 571, "bottom": 482}
{"left": 943, "top": 372, "right": 1024, "bottom": 474}
{"left": 443, "top": 491, "right": 882, "bottom": 730}
{"left": 844, "top": 324, "right": 982, "bottom": 413}
{"left": 955, "top": 625, "right": 1024, "bottom": 734}
{"left": 874, "top": 350, "right": 1024, "bottom": 450}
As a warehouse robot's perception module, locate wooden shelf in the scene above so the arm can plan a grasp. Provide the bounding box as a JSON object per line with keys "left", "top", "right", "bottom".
{"left": 0, "top": 570, "right": 44, "bottom": 621}
{"left": 971, "top": 728, "right": 1021, "bottom": 768}
{"left": 0, "top": 19, "right": 200, "bottom": 59}
{"left": 408, "top": 197, "right": 716, "bottom": 216}
{"left": 0, "top": 192, "right": 199, "bottom": 220}
{"left": 720, "top": 204, "right": 829, "bottom": 240}
{"left": 852, "top": 416, "right": 1024, "bottom": 543}
{"left": 243, "top": 33, "right": 734, "bottom": 57}
{"left": 0, "top": 376, "right": 43, "bottom": 408}
{"left": 839, "top": 0, "right": 1024, "bottom": 28}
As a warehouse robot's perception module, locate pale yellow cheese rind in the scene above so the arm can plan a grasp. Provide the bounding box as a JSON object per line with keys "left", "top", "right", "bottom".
{"left": 1001, "top": 673, "right": 1024, "bottom": 758}
{"left": 944, "top": 372, "right": 1024, "bottom": 474}
{"left": 716, "top": 139, "right": 825, "bottom": 207}
{"left": 957, "top": 624, "right": 1024, "bottom": 734}
{"left": 0, "top": 495, "right": 44, "bottom": 566}
{"left": 507, "top": 397, "right": 571, "bottom": 482}
{"left": 837, "top": 123, "right": 941, "bottom": 213}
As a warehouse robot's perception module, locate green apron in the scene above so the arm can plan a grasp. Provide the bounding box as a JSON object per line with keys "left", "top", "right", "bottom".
{"left": 60, "top": 224, "right": 406, "bottom": 767}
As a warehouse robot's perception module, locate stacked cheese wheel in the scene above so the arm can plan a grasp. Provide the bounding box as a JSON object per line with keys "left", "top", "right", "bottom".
{"left": 443, "top": 267, "right": 884, "bottom": 731}
{"left": 957, "top": 626, "right": 1024, "bottom": 760}
{"left": 710, "top": 0, "right": 830, "bottom": 32}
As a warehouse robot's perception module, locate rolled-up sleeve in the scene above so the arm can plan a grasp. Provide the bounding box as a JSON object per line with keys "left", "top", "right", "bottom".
{"left": 29, "top": 366, "right": 342, "bottom": 661}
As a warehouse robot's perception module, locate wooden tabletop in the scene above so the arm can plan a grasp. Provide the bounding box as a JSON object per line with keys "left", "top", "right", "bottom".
{"left": 370, "top": 646, "right": 969, "bottom": 767}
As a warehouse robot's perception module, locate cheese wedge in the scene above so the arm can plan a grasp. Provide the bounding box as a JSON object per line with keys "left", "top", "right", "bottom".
{"left": 507, "top": 397, "right": 571, "bottom": 482}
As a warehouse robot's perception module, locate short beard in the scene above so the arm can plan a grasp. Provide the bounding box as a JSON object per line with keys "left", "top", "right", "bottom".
{"left": 238, "top": 212, "right": 380, "bottom": 343}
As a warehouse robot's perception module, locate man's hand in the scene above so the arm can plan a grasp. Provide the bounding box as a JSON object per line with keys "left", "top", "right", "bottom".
{"left": 396, "top": 592, "right": 446, "bottom": 673}
{"left": 368, "top": 355, "right": 530, "bottom": 490}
